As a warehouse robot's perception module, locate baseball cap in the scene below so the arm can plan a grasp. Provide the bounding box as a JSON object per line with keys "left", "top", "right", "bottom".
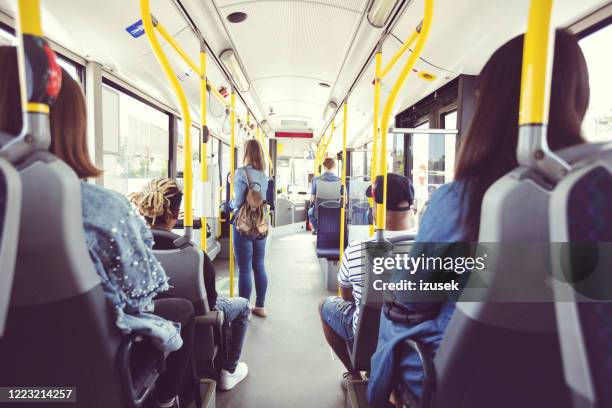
{"left": 366, "top": 173, "right": 414, "bottom": 211}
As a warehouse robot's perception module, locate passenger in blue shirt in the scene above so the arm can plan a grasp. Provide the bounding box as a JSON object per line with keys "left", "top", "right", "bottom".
{"left": 0, "top": 48, "right": 194, "bottom": 408}
{"left": 308, "top": 157, "right": 341, "bottom": 234}
{"left": 368, "top": 30, "right": 589, "bottom": 407}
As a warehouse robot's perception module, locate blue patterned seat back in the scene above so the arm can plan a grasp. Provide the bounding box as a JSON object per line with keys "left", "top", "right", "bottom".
{"left": 567, "top": 166, "right": 612, "bottom": 407}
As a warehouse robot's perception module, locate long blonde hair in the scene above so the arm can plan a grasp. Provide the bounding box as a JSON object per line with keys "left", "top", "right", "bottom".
{"left": 130, "top": 178, "right": 183, "bottom": 226}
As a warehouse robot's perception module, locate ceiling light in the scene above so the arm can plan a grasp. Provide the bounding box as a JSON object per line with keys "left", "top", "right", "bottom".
{"left": 367, "top": 0, "right": 399, "bottom": 28}
{"left": 227, "top": 12, "right": 247, "bottom": 23}
{"left": 318, "top": 82, "right": 331, "bottom": 88}
{"left": 220, "top": 49, "right": 250, "bottom": 92}
{"left": 323, "top": 101, "right": 338, "bottom": 121}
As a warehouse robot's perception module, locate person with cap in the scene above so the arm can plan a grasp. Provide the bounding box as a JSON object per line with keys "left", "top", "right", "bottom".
{"left": 318, "top": 173, "right": 415, "bottom": 387}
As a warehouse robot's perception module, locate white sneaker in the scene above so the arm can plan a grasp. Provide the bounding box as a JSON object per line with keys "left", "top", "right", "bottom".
{"left": 219, "top": 362, "right": 249, "bottom": 391}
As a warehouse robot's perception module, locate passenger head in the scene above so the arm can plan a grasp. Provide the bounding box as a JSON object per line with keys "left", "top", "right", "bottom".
{"left": 243, "top": 139, "right": 265, "bottom": 171}
{"left": 130, "top": 178, "right": 183, "bottom": 230}
{"left": 366, "top": 173, "right": 415, "bottom": 231}
{"left": 322, "top": 157, "right": 336, "bottom": 172}
{"left": 0, "top": 45, "right": 101, "bottom": 178}
{"left": 455, "top": 29, "right": 589, "bottom": 241}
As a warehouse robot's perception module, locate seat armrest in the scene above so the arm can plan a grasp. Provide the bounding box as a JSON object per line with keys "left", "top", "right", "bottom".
{"left": 396, "top": 339, "right": 436, "bottom": 408}
{"left": 119, "top": 334, "right": 165, "bottom": 408}
{"left": 195, "top": 310, "right": 224, "bottom": 328}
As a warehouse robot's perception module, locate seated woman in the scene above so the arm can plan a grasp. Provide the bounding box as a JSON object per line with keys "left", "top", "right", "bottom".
{"left": 0, "top": 46, "right": 194, "bottom": 408}
{"left": 368, "top": 30, "right": 590, "bottom": 407}
{"left": 131, "top": 178, "right": 250, "bottom": 391}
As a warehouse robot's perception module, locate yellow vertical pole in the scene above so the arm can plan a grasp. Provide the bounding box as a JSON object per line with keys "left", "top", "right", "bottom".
{"left": 376, "top": 0, "right": 433, "bottom": 236}
{"left": 370, "top": 48, "right": 381, "bottom": 237}
{"left": 200, "top": 50, "right": 207, "bottom": 252}
{"left": 140, "top": 0, "right": 192, "bottom": 233}
{"left": 339, "top": 103, "right": 348, "bottom": 295}
{"left": 229, "top": 91, "right": 236, "bottom": 297}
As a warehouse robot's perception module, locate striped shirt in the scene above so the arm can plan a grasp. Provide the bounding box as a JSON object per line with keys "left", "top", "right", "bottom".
{"left": 338, "top": 230, "right": 415, "bottom": 334}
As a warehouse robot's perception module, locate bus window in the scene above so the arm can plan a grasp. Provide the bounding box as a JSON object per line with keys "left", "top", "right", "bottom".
{"left": 176, "top": 121, "right": 201, "bottom": 174}
{"left": 56, "top": 55, "right": 80, "bottom": 82}
{"left": 351, "top": 150, "right": 366, "bottom": 177}
{"left": 220, "top": 142, "right": 232, "bottom": 182}
{"left": 0, "top": 25, "right": 15, "bottom": 45}
{"left": 293, "top": 158, "right": 313, "bottom": 194}
{"left": 580, "top": 23, "right": 612, "bottom": 142}
{"left": 101, "top": 84, "right": 169, "bottom": 195}
{"left": 442, "top": 110, "right": 458, "bottom": 182}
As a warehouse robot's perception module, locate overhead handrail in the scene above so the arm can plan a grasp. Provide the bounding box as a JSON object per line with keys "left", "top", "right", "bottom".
{"left": 376, "top": 0, "right": 434, "bottom": 240}
{"left": 141, "top": 0, "right": 197, "bottom": 239}
{"left": 517, "top": 0, "right": 570, "bottom": 182}
{"left": 380, "top": 26, "right": 420, "bottom": 79}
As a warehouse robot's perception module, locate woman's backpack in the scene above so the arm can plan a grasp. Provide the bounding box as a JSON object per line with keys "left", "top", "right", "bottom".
{"left": 234, "top": 168, "right": 269, "bottom": 238}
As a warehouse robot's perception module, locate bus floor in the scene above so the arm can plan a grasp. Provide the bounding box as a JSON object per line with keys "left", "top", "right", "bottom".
{"left": 212, "top": 231, "right": 346, "bottom": 408}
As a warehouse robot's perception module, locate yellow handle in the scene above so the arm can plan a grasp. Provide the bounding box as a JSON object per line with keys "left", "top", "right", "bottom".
{"left": 140, "top": 0, "right": 193, "bottom": 229}
{"left": 518, "top": 0, "right": 554, "bottom": 125}
{"left": 376, "top": 0, "right": 434, "bottom": 232}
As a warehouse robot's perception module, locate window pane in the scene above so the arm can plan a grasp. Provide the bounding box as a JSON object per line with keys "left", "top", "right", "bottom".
{"left": 56, "top": 55, "right": 80, "bottom": 83}
{"left": 0, "top": 26, "right": 15, "bottom": 46}
{"left": 351, "top": 151, "right": 365, "bottom": 177}
{"left": 580, "top": 24, "right": 612, "bottom": 142}
{"left": 102, "top": 84, "right": 169, "bottom": 196}
{"left": 365, "top": 142, "right": 372, "bottom": 177}
{"left": 176, "top": 121, "right": 201, "bottom": 173}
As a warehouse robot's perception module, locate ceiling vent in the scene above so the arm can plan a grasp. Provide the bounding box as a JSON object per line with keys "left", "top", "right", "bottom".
{"left": 281, "top": 119, "right": 308, "bottom": 127}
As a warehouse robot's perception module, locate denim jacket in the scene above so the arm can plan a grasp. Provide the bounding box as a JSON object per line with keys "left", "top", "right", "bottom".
{"left": 81, "top": 182, "right": 182, "bottom": 353}
{"left": 368, "top": 181, "right": 464, "bottom": 406}
{"left": 231, "top": 165, "right": 269, "bottom": 212}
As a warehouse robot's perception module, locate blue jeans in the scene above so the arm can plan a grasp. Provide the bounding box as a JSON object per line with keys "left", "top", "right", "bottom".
{"left": 232, "top": 225, "right": 268, "bottom": 307}
{"left": 320, "top": 296, "right": 356, "bottom": 343}
{"left": 308, "top": 206, "right": 317, "bottom": 231}
{"left": 215, "top": 297, "right": 250, "bottom": 372}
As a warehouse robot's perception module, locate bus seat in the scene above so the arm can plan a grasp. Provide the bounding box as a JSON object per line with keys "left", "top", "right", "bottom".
{"left": 0, "top": 157, "right": 20, "bottom": 337}
{"left": 151, "top": 229, "right": 224, "bottom": 379}
{"left": 550, "top": 144, "right": 612, "bottom": 408}
{"left": 406, "top": 145, "right": 608, "bottom": 407}
{"left": 348, "top": 235, "right": 415, "bottom": 373}
{"left": 316, "top": 201, "right": 345, "bottom": 260}
{"left": 0, "top": 152, "right": 161, "bottom": 408}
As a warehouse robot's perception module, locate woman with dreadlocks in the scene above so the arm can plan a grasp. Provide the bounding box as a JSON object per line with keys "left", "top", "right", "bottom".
{"left": 131, "top": 178, "right": 251, "bottom": 391}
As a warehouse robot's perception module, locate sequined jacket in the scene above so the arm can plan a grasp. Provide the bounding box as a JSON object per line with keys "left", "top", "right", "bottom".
{"left": 80, "top": 181, "right": 182, "bottom": 352}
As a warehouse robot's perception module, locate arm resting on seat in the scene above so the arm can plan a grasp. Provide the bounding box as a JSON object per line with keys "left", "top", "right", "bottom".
{"left": 396, "top": 339, "right": 436, "bottom": 408}
{"left": 194, "top": 310, "right": 224, "bottom": 328}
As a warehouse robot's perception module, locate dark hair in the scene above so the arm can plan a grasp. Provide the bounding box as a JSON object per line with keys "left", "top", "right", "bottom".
{"left": 0, "top": 46, "right": 102, "bottom": 178}
{"left": 455, "top": 30, "right": 589, "bottom": 241}
{"left": 243, "top": 139, "right": 265, "bottom": 171}
{"left": 322, "top": 157, "right": 336, "bottom": 170}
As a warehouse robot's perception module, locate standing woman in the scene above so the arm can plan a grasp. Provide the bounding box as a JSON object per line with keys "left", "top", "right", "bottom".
{"left": 232, "top": 139, "right": 270, "bottom": 317}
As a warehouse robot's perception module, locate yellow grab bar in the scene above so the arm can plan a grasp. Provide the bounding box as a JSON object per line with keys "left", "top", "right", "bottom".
{"left": 154, "top": 21, "right": 202, "bottom": 77}
{"left": 518, "top": 0, "right": 554, "bottom": 125}
{"left": 140, "top": 0, "right": 194, "bottom": 231}
{"left": 18, "top": 0, "right": 42, "bottom": 36}
{"left": 338, "top": 102, "right": 348, "bottom": 295}
{"left": 380, "top": 29, "right": 419, "bottom": 79}
{"left": 376, "top": 0, "right": 434, "bottom": 233}
{"left": 370, "top": 49, "right": 382, "bottom": 237}
{"left": 229, "top": 91, "right": 236, "bottom": 297}
{"left": 200, "top": 50, "right": 208, "bottom": 251}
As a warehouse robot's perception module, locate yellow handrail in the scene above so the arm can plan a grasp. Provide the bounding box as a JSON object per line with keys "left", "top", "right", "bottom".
{"left": 154, "top": 21, "right": 202, "bottom": 77}
{"left": 338, "top": 102, "right": 348, "bottom": 295}
{"left": 370, "top": 49, "right": 382, "bottom": 237}
{"left": 380, "top": 29, "right": 419, "bottom": 79}
{"left": 141, "top": 0, "right": 193, "bottom": 232}
{"left": 200, "top": 50, "right": 207, "bottom": 251}
{"left": 229, "top": 91, "right": 236, "bottom": 297}
{"left": 376, "top": 0, "right": 434, "bottom": 234}
{"left": 519, "top": 0, "right": 553, "bottom": 125}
